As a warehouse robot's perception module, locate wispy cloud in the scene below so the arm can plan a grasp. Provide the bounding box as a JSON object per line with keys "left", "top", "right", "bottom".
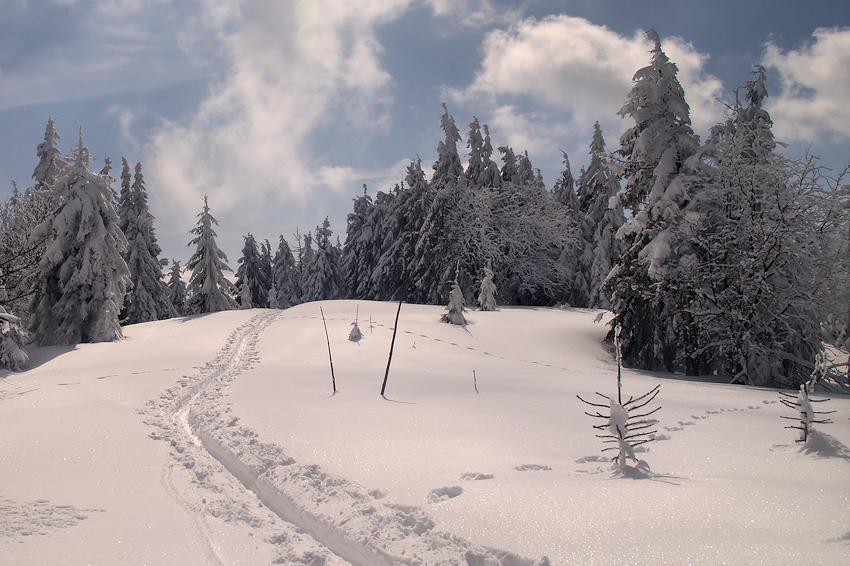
{"left": 0, "top": 0, "right": 223, "bottom": 110}
{"left": 763, "top": 27, "right": 850, "bottom": 144}
{"left": 145, "top": 0, "right": 415, "bottom": 249}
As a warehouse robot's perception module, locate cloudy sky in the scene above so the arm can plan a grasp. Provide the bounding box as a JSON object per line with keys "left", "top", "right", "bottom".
{"left": 1, "top": 0, "right": 848, "bottom": 263}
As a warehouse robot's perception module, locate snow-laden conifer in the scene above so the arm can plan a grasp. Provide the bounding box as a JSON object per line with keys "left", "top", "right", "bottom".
{"left": 413, "top": 105, "right": 464, "bottom": 304}
{"left": 343, "top": 185, "right": 381, "bottom": 299}
{"left": 372, "top": 159, "right": 431, "bottom": 301}
{"left": 119, "top": 161, "right": 176, "bottom": 324}
{"left": 167, "top": 260, "right": 187, "bottom": 316}
{"left": 441, "top": 265, "right": 467, "bottom": 326}
{"left": 235, "top": 233, "right": 270, "bottom": 308}
{"left": 32, "top": 117, "right": 66, "bottom": 196}
{"left": 185, "top": 196, "right": 236, "bottom": 314}
{"left": 301, "top": 218, "right": 344, "bottom": 302}
{"left": 477, "top": 263, "right": 497, "bottom": 311}
{"left": 272, "top": 235, "right": 300, "bottom": 308}
{"left": 28, "top": 129, "right": 131, "bottom": 345}
{"left": 578, "top": 123, "right": 624, "bottom": 309}
{"left": 604, "top": 30, "right": 700, "bottom": 373}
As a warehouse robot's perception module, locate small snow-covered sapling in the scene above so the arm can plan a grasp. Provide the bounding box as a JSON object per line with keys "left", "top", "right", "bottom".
{"left": 441, "top": 263, "right": 467, "bottom": 326}
{"left": 349, "top": 304, "right": 363, "bottom": 343}
{"left": 780, "top": 352, "right": 835, "bottom": 442}
{"left": 577, "top": 324, "right": 661, "bottom": 472}
{"left": 478, "top": 263, "right": 497, "bottom": 311}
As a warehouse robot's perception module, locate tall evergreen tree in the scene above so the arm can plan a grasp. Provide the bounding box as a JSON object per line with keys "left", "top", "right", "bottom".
{"left": 235, "top": 233, "right": 270, "bottom": 308}
{"left": 302, "top": 217, "right": 344, "bottom": 302}
{"left": 185, "top": 196, "right": 236, "bottom": 314}
{"left": 412, "top": 104, "right": 465, "bottom": 304}
{"left": 577, "top": 123, "right": 625, "bottom": 308}
{"left": 372, "top": 159, "right": 432, "bottom": 301}
{"left": 32, "top": 117, "right": 66, "bottom": 195}
{"left": 343, "top": 185, "right": 379, "bottom": 299}
{"left": 605, "top": 29, "right": 701, "bottom": 372}
{"left": 119, "top": 161, "right": 176, "bottom": 324}
{"left": 167, "top": 260, "right": 187, "bottom": 316}
{"left": 272, "top": 235, "right": 300, "bottom": 308}
{"left": 28, "top": 129, "right": 131, "bottom": 345}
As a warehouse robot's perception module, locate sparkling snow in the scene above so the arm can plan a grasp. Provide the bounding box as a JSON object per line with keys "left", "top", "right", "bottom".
{"left": 1, "top": 302, "right": 848, "bottom": 565}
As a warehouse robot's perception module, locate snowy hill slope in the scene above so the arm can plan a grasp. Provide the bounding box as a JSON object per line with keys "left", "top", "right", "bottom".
{"left": 1, "top": 302, "right": 848, "bottom": 565}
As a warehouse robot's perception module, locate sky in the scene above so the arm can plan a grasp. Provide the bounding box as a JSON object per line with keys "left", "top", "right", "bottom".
{"left": 1, "top": 0, "right": 849, "bottom": 264}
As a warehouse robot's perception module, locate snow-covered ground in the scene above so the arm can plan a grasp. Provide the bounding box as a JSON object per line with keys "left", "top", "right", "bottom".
{"left": 1, "top": 301, "right": 848, "bottom": 565}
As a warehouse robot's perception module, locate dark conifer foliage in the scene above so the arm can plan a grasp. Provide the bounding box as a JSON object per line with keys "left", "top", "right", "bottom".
{"left": 235, "top": 233, "right": 271, "bottom": 308}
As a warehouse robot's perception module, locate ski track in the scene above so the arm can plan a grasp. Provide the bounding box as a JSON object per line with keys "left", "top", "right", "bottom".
{"left": 141, "top": 310, "right": 549, "bottom": 566}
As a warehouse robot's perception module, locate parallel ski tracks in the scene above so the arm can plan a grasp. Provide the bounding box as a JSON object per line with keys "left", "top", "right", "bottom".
{"left": 141, "top": 309, "right": 545, "bottom": 566}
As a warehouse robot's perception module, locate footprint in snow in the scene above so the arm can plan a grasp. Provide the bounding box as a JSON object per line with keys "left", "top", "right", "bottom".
{"left": 515, "top": 464, "right": 552, "bottom": 471}
{"left": 460, "top": 472, "right": 494, "bottom": 481}
{"left": 428, "top": 486, "right": 463, "bottom": 503}
{"left": 575, "top": 455, "right": 609, "bottom": 464}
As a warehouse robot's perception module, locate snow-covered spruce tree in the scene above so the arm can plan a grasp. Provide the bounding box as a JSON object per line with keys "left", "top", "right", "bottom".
{"left": 552, "top": 152, "right": 579, "bottom": 210}
{"left": 412, "top": 103, "right": 465, "bottom": 305}
{"left": 28, "top": 129, "right": 131, "bottom": 345}
{"left": 371, "top": 159, "right": 432, "bottom": 301}
{"left": 441, "top": 264, "right": 467, "bottom": 326}
{"left": 296, "top": 229, "right": 314, "bottom": 286}
{"left": 466, "top": 117, "right": 502, "bottom": 190}
{"left": 343, "top": 185, "right": 380, "bottom": 299}
{"left": 185, "top": 196, "right": 236, "bottom": 314}
{"left": 32, "top": 117, "right": 67, "bottom": 195}
{"left": 272, "top": 235, "right": 300, "bottom": 308}
{"left": 603, "top": 29, "right": 700, "bottom": 373}
{"left": 578, "top": 123, "right": 625, "bottom": 309}
{"left": 119, "top": 161, "right": 176, "bottom": 324}
{"left": 301, "top": 217, "right": 344, "bottom": 302}
{"left": 477, "top": 262, "right": 497, "bottom": 311}
{"left": 239, "top": 277, "right": 253, "bottom": 309}
{"left": 680, "top": 67, "right": 827, "bottom": 385}
{"left": 235, "top": 233, "right": 270, "bottom": 308}
{"left": 167, "top": 260, "right": 187, "bottom": 316}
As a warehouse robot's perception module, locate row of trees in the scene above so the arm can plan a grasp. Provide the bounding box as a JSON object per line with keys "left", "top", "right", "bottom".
{"left": 1, "top": 30, "right": 847, "bottom": 389}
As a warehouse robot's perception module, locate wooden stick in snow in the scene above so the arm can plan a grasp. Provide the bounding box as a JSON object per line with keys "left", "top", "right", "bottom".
{"left": 320, "top": 307, "right": 336, "bottom": 394}
{"left": 381, "top": 300, "right": 403, "bottom": 397}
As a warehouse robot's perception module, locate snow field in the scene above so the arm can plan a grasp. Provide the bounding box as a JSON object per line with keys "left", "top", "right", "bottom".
{"left": 226, "top": 301, "right": 850, "bottom": 565}
{"left": 1, "top": 301, "right": 848, "bottom": 565}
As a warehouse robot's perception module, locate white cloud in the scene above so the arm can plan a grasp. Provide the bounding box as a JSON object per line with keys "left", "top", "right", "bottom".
{"left": 763, "top": 27, "right": 850, "bottom": 144}
{"left": 447, "top": 15, "right": 724, "bottom": 175}
{"left": 145, "top": 0, "right": 413, "bottom": 248}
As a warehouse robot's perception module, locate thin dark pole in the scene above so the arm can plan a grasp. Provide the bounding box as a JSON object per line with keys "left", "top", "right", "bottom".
{"left": 381, "top": 300, "right": 403, "bottom": 397}
{"left": 320, "top": 307, "right": 336, "bottom": 394}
